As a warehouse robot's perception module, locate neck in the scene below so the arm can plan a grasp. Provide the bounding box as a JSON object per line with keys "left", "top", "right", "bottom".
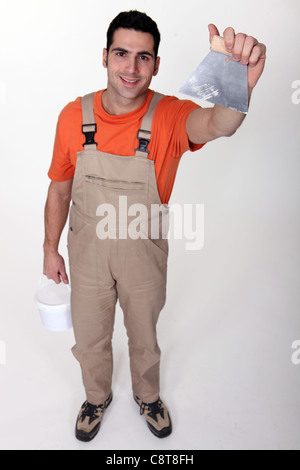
{"left": 102, "top": 87, "right": 149, "bottom": 115}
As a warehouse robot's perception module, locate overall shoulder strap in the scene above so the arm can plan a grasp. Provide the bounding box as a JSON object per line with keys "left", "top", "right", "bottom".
{"left": 81, "top": 93, "right": 98, "bottom": 149}
{"left": 135, "top": 92, "right": 165, "bottom": 158}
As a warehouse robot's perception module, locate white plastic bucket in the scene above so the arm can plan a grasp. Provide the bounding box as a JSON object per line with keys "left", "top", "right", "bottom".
{"left": 35, "top": 276, "right": 72, "bottom": 331}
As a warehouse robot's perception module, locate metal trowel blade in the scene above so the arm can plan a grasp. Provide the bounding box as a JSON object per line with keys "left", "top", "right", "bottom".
{"left": 179, "top": 50, "right": 248, "bottom": 114}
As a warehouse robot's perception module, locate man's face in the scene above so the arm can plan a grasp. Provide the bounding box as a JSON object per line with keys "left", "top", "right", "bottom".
{"left": 103, "top": 28, "right": 160, "bottom": 102}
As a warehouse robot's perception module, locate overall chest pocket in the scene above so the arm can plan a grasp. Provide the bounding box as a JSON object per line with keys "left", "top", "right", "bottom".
{"left": 85, "top": 175, "right": 145, "bottom": 191}
{"left": 83, "top": 174, "right": 148, "bottom": 221}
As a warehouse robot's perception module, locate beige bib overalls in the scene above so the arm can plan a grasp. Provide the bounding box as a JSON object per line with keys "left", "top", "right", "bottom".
{"left": 68, "top": 92, "right": 169, "bottom": 406}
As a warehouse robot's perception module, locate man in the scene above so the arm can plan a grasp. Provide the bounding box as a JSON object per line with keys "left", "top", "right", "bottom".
{"left": 43, "top": 10, "right": 266, "bottom": 442}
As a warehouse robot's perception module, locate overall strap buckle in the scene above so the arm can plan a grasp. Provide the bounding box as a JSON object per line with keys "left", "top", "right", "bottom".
{"left": 82, "top": 123, "right": 98, "bottom": 147}
{"left": 135, "top": 129, "right": 151, "bottom": 155}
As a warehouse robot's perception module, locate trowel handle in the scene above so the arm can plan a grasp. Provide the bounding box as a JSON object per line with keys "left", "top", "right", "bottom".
{"left": 211, "top": 36, "right": 232, "bottom": 57}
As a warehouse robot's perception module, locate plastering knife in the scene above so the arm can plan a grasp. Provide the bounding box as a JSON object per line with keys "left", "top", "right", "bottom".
{"left": 179, "top": 35, "right": 248, "bottom": 113}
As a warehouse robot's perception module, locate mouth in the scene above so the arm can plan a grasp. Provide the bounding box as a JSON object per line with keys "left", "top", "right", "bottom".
{"left": 120, "top": 76, "right": 141, "bottom": 87}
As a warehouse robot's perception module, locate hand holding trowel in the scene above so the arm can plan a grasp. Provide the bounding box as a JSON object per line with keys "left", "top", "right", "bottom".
{"left": 180, "top": 26, "right": 260, "bottom": 114}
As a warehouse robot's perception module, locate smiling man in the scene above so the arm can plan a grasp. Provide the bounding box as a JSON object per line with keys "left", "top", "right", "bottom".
{"left": 43, "top": 11, "right": 266, "bottom": 442}
{"left": 103, "top": 29, "right": 160, "bottom": 111}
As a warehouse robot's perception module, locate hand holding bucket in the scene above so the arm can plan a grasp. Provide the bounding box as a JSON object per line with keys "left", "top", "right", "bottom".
{"left": 35, "top": 276, "right": 72, "bottom": 331}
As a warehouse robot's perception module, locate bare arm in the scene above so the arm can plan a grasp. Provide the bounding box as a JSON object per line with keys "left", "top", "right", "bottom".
{"left": 43, "top": 179, "right": 73, "bottom": 284}
{"left": 186, "top": 24, "right": 266, "bottom": 145}
{"left": 186, "top": 102, "right": 248, "bottom": 144}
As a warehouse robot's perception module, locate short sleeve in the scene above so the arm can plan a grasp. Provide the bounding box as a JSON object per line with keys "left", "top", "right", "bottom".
{"left": 156, "top": 97, "right": 205, "bottom": 159}
{"left": 48, "top": 106, "right": 77, "bottom": 182}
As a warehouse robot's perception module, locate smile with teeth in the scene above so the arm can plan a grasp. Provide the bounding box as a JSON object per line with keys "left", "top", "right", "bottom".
{"left": 120, "top": 76, "right": 140, "bottom": 85}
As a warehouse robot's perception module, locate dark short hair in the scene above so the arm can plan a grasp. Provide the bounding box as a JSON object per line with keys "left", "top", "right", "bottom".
{"left": 106, "top": 10, "right": 161, "bottom": 59}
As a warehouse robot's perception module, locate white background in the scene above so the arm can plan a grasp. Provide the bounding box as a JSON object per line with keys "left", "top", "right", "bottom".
{"left": 0, "top": 0, "right": 300, "bottom": 450}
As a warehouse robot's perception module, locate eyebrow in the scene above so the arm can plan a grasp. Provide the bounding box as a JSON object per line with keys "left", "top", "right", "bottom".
{"left": 111, "top": 47, "right": 154, "bottom": 58}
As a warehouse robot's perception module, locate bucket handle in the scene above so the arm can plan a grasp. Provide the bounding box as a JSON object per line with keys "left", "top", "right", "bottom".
{"left": 39, "top": 274, "right": 71, "bottom": 291}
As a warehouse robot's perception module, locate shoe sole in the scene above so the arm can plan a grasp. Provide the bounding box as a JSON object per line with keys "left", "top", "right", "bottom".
{"left": 75, "top": 423, "right": 101, "bottom": 442}
{"left": 134, "top": 395, "right": 172, "bottom": 439}
{"left": 75, "top": 393, "right": 113, "bottom": 442}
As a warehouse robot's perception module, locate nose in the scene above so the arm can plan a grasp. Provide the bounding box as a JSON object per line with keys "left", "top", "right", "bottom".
{"left": 125, "top": 55, "right": 139, "bottom": 75}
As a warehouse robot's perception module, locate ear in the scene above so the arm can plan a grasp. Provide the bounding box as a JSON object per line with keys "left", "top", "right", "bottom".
{"left": 102, "top": 48, "right": 108, "bottom": 68}
{"left": 153, "top": 56, "right": 160, "bottom": 77}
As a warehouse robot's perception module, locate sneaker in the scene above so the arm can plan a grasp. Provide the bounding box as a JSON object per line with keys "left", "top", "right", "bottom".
{"left": 134, "top": 395, "right": 172, "bottom": 438}
{"left": 75, "top": 393, "right": 113, "bottom": 442}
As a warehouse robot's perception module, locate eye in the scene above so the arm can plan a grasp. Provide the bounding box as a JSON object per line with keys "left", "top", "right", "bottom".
{"left": 140, "top": 55, "right": 149, "bottom": 61}
{"left": 117, "top": 52, "right": 126, "bottom": 57}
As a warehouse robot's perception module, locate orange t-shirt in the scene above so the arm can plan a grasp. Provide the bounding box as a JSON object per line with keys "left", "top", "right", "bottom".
{"left": 48, "top": 89, "right": 205, "bottom": 204}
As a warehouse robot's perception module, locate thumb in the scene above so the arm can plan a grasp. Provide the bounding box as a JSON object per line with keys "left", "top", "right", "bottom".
{"left": 208, "top": 24, "right": 220, "bottom": 43}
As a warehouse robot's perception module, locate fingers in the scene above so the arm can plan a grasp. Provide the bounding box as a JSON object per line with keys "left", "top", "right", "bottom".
{"left": 222, "top": 27, "right": 266, "bottom": 67}
{"left": 208, "top": 24, "right": 220, "bottom": 43}
{"left": 232, "top": 33, "right": 250, "bottom": 61}
{"left": 223, "top": 27, "right": 235, "bottom": 52}
{"left": 50, "top": 271, "right": 62, "bottom": 285}
{"left": 43, "top": 253, "right": 69, "bottom": 285}
{"left": 45, "top": 269, "right": 69, "bottom": 285}
{"left": 208, "top": 24, "right": 266, "bottom": 88}
{"left": 59, "top": 265, "right": 69, "bottom": 285}
{"left": 44, "top": 269, "right": 65, "bottom": 285}
{"left": 248, "top": 43, "right": 267, "bottom": 68}
{"left": 230, "top": 33, "right": 258, "bottom": 64}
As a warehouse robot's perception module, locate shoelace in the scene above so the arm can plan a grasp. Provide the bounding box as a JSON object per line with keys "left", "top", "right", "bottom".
{"left": 140, "top": 399, "right": 164, "bottom": 421}
{"left": 81, "top": 402, "right": 104, "bottom": 423}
